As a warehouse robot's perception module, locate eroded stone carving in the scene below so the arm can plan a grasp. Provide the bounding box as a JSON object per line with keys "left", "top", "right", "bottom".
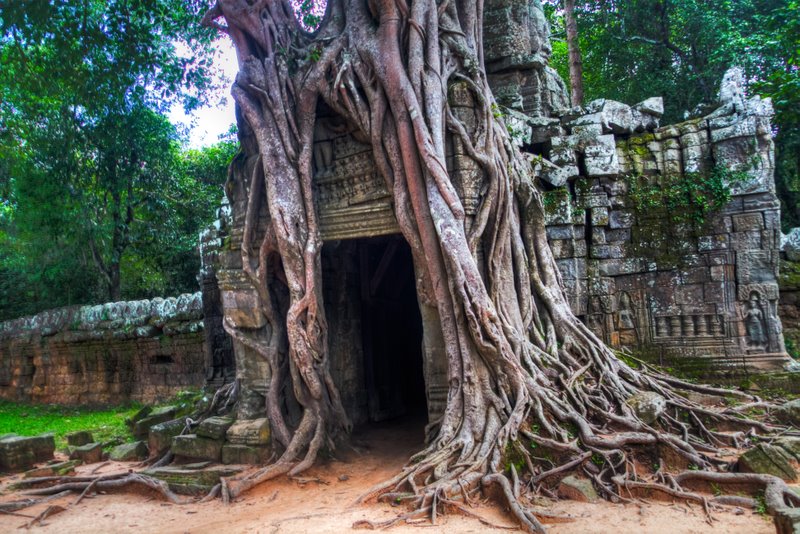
{"left": 745, "top": 291, "right": 768, "bottom": 350}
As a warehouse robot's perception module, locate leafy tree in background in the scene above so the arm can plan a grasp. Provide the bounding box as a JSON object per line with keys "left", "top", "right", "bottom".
{"left": 544, "top": 0, "right": 799, "bottom": 228}
{"left": 0, "top": 0, "right": 235, "bottom": 318}
{"left": 755, "top": 1, "right": 800, "bottom": 227}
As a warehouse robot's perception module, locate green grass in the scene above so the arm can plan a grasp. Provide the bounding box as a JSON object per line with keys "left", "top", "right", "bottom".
{"left": 0, "top": 400, "right": 142, "bottom": 449}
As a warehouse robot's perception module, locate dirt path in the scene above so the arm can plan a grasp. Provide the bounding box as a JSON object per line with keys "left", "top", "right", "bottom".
{"left": 0, "top": 421, "right": 775, "bottom": 533}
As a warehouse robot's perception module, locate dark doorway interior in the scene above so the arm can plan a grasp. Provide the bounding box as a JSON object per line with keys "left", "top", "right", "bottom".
{"left": 358, "top": 236, "right": 427, "bottom": 422}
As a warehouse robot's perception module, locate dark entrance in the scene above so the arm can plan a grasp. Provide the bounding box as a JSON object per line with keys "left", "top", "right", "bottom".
{"left": 358, "top": 236, "right": 426, "bottom": 422}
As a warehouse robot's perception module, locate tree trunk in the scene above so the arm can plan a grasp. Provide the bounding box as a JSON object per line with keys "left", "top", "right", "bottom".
{"left": 202, "top": 1, "right": 793, "bottom": 530}
{"left": 108, "top": 262, "right": 120, "bottom": 302}
{"left": 564, "top": 0, "right": 584, "bottom": 106}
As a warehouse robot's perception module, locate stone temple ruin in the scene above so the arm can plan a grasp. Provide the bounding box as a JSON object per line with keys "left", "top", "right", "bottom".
{"left": 200, "top": 0, "right": 792, "bottom": 432}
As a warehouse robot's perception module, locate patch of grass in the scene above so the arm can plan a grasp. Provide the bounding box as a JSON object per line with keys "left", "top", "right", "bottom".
{"left": 0, "top": 400, "right": 142, "bottom": 449}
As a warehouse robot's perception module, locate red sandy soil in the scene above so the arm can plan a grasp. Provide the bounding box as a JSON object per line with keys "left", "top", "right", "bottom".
{"left": 0, "top": 419, "right": 775, "bottom": 534}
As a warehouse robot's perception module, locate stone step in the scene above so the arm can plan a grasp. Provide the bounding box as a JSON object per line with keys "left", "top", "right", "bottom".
{"left": 171, "top": 434, "right": 223, "bottom": 462}
{"left": 222, "top": 444, "right": 270, "bottom": 465}
{"left": 143, "top": 465, "right": 243, "bottom": 495}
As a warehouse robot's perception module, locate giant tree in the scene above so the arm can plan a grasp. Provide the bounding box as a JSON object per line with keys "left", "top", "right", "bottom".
{"left": 203, "top": 0, "right": 797, "bottom": 531}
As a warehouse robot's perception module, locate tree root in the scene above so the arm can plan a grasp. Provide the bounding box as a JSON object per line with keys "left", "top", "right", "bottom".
{"left": 22, "top": 504, "right": 65, "bottom": 529}
{"left": 0, "top": 490, "right": 73, "bottom": 514}
{"left": 21, "top": 473, "right": 187, "bottom": 505}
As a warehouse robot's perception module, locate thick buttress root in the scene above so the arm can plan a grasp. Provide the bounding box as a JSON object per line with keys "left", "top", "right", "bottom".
{"left": 201, "top": 1, "right": 800, "bottom": 531}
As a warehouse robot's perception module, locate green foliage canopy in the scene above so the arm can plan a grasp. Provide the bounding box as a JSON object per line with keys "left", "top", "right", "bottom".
{"left": 544, "top": 0, "right": 799, "bottom": 228}
{"left": 0, "top": 1, "right": 236, "bottom": 319}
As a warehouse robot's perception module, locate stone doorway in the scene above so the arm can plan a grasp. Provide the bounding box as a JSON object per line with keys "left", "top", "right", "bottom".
{"left": 323, "top": 235, "right": 427, "bottom": 428}
{"left": 359, "top": 236, "right": 426, "bottom": 422}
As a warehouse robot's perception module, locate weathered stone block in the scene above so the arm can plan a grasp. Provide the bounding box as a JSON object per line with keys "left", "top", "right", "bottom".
{"left": 197, "top": 416, "right": 234, "bottom": 441}
{"left": 634, "top": 97, "right": 664, "bottom": 118}
{"left": 110, "top": 441, "right": 148, "bottom": 461}
{"left": 546, "top": 224, "right": 575, "bottom": 241}
{"left": 698, "top": 235, "right": 729, "bottom": 252}
{"left": 732, "top": 213, "right": 764, "bottom": 233}
{"left": 591, "top": 207, "right": 609, "bottom": 227}
{"left": 626, "top": 392, "right": 666, "bottom": 424}
{"left": 558, "top": 475, "right": 598, "bottom": 502}
{"left": 591, "top": 227, "right": 607, "bottom": 245}
{"left": 126, "top": 406, "right": 153, "bottom": 426}
{"left": 69, "top": 442, "right": 103, "bottom": 464}
{"left": 221, "top": 444, "right": 270, "bottom": 465}
{"left": 171, "top": 434, "right": 222, "bottom": 462}
{"left": 226, "top": 419, "right": 270, "bottom": 446}
{"left": 736, "top": 250, "right": 776, "bottom": 284}
{"left": 143, "top": 465, "right": 243, "bottom": 495}
{"left": 550, "top": 239, "right": 574, "bottom": 259}
{"left": 737, "top": 444, "right": 797, "bottom": 481}
{"left": 555, "top": 258, "right": 586, "bottom": 281}
{"left": 609, "top": 210, "right": 634, "bottom": 229}
{"left": 24, "top": 459, "right": 80, "bottom": 478}
{"left": 584, "top": 135, "right": 620, "bottom": 177}
{"left": 573, "top": 239, "right": 587, "bottom": 257}
{"left": 598, "top": 258, "right": 645, "bottom": 277}
{"left": 731, "top": 231, "right": 762, "bottom": 251}
{"left": 132, "top": 405, "right": 178, "bottom": 438}
{"left": 0, "top": 434, "right": 55, "bottom": 472}
{"left": 66, "top": 431, "right": 94, "bottom": 447}
{"left": 710, "top": 115, "right": 757, "bottom": 142}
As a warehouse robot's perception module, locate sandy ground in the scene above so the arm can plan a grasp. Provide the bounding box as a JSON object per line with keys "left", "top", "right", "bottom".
{"left": 0, "top": 420, "right": 775, "bottom": 534}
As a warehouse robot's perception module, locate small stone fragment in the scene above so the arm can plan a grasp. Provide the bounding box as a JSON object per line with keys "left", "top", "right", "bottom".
{"left": 109, "top": 441, "right": 148, "bottom": 461}
{"left": 65, "top": 431, "right": 94, "bottom": 447}
{"left": 626, "top": 392, "right": 667, "bottom": 424}
{"left": 24, "top": 460, "right": 81, "bottom": 478}
{"left": 558, "top": 475, "right": 598, "bottom": 502}
{"left": 69, "top": 442, "right": 104, "bottom": 464}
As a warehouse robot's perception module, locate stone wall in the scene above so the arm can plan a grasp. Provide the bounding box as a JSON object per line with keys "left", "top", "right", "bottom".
{"left": 481, "top": 1, "right": 789, "bottom": 374}
{"left": 0, "top": 294, "right": 207, "bottom": 405}
{"left": 524, "top": 76, "right": 789, "bottom": 375}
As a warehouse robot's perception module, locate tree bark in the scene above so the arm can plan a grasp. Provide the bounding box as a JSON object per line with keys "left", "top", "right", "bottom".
{"left": 564, "top": 0, "right": 584, "bottom": 106}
